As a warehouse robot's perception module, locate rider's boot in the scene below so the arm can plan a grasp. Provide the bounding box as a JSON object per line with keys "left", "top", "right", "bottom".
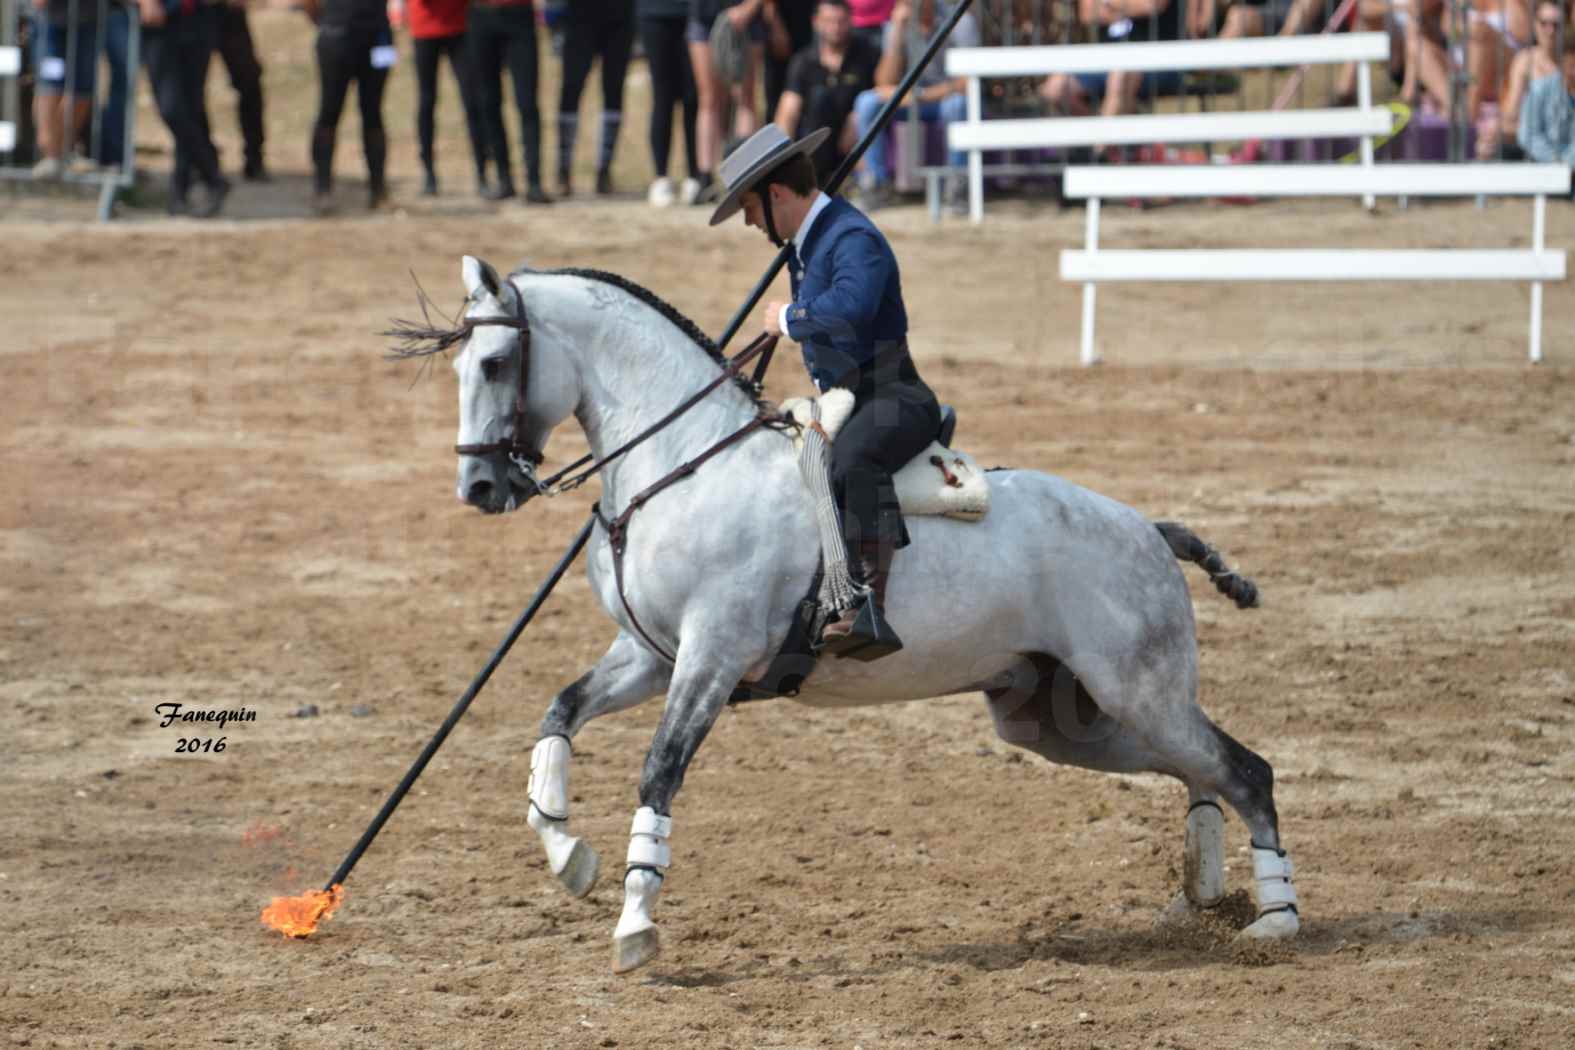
{"left": 822, "top": 541, "right": 903, "bottom": 662}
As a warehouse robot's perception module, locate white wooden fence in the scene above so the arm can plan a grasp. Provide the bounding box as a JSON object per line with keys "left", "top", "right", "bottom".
{"left": 945, "top": 32, "right": 1395, "bottom": 222}
{"left": 1059, "top": 163, "right": 1571, "bottom": 364}
{"left": 0, "top": 44, "right": 18, "bottom": 154}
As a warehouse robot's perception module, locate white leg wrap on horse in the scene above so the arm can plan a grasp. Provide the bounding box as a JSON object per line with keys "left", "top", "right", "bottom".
{"left": 525, "top": 736, "right": 599, "bottom": 897}
{"left": 1239, "top": 845, "right": 1301, "bottom": 940}
{"left": 613, "top": 808, "right": 671, "bottom": 973}
{"left": 1183, "top": 802, "right": 1226, "bottom": 907}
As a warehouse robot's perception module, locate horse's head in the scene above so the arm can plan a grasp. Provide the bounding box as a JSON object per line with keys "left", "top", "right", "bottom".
{"left": 454, "top": 256, "right": 578, "bottom": 514}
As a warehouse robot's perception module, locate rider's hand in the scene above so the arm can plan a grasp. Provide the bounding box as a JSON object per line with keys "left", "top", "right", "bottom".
{"left": 762, "top": 300, "right": 788, "bottom": 337}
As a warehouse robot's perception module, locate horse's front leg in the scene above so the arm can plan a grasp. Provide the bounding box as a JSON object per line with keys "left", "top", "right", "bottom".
{"left": 529, "top": 632, "right": 670, "bottom": 898}
{"left": 611, "top": 648, "right": 749, "bottom": 974}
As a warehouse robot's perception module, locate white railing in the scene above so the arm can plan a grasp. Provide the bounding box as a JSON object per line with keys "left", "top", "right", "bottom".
{"left": 0, "top": 44, "right": 18, "bottom": 153}
{"left": 1059, "top": 163, "right": 1571, "bottom": 365}
{"left": 944, "top": 32, "right": 1394, "bottom": 222}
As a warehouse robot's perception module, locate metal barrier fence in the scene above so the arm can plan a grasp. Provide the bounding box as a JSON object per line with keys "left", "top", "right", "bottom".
{"left": 1, "top": 0, "right": 137, "bottom": 220}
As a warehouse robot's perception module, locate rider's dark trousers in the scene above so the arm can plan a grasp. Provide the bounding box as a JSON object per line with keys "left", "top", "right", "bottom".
{"left": 829, "top": 345, "right": 940, "bottom": 559}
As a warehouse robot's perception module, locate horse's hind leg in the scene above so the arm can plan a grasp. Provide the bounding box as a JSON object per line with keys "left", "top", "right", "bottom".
{"left": 986, "top": 655, "right": 1298, "bottom": 939}
{"left": 529, "top": 631, "right": 670, "bottom": 899}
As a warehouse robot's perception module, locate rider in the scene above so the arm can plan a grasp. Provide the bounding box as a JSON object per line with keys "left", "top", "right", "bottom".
{"left": 710, "top": 123, "right": 941, "bottom": 660}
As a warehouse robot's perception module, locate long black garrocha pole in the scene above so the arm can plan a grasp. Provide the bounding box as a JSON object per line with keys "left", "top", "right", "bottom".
{"left": 323, "top": 514, "right": 596, "bottom": 892}
{"left": 714, "top": 0, "right": 977, "bottom": 354}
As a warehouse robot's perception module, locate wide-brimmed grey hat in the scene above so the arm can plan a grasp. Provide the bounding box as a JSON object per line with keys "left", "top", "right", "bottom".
{"left": 708, "top": 124, "right": 831, "bottom": 227}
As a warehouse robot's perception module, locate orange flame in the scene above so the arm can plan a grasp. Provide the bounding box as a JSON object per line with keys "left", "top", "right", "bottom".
{"left": 260, "top": 884, "right": 345, "bottom": 939}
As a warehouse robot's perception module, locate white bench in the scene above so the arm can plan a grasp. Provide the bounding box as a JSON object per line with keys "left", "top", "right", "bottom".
{"left": 1059, "top": 163, "right": 1571, "bottom": 364}
{"left": 945, "top": 32, "right": 1395, "bottom": 222}
{"left": 0, "top": 45, "right": 19, "bottom": 154}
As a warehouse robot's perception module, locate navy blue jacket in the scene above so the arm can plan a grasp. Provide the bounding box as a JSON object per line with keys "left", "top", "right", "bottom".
{"left": 785, "top": 195, "right": 909, "bottom": 392}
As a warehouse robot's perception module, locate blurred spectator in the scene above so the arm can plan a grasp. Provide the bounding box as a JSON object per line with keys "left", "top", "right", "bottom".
{"left": 774, "top": 0, "right": 877, "bottom": 184}
{"left": 1455, "top": 0, "right": 1533, "bottom": 142}
{"left": 395, "top": 0, "right": 489, "bottom": 196}
{"left": 137, "top": 0, "right": 228, "bottom": 216}
{"left": 688, "top": 0, "right": 781, "bottom": 202}
{"left": 638, "top": 0, "right": 701, "bottom": 205}
{"left": 1041, "top": 0, "right": 1184, "bottom": 119}
{"left": 29, "top": 0, "right": 98, "bottom": 178}
{"left": 1518, "top": 19, "right": 1575, "bottom": 166}
{"left": 1493, "top": 0, "right": 1566, "bottom": 158}
{"left": 847, "top": 0, "right": 891, "bottom": 50}
{"left": 1188, "top": 0, "right": 1323, "bottom": 39}
{"left": 851, "top": 0, "right": 977, "bottom": 209}
{"left": 216, "top": 0, "right": 267, "bottom": 180}
{"left": 763, "top": 0, "right": 813, "bottom": 120}
{"left": 556, "top": 0, "right": 634, "bottom": 196}
{"left": 95, "top": 0, "right": 132, "bottom": 171}
{"left": 300, "top": 0, "right": 392, "bottom": 212}
{"left": 470, "top": 0, "right": 551, "bottom": 203}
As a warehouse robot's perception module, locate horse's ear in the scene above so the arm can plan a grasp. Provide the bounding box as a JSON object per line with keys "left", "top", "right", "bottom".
{"left": 462, "top": 256, "right": 503, "bottom": 302}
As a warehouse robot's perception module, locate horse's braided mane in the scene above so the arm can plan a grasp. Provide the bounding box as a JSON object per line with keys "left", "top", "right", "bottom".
{"left": 523, "top": 265, "right": 764, "bottom": 404}
{"left": 383, "top": 265, "right": 762, "bottom": 405}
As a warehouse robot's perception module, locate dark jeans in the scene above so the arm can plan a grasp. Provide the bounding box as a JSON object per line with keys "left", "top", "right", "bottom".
{"left": 468, "top": 4, "right": 543, "bottom": 186}
{"left": 312, "top": 27, "right": 389, "bottom": 193}
{"left": 413, "top": 33, "right": 488, "bottom": 177}
{"left": 215, "top": 5, "right": 265, "bottom": 173}
{"left": 831, "top": 366, "right": 940, "bottom": 554}
{"left": 142, "top": 9, "right": 223, "bottom": 200}
{"left": 98, "top": 6, "right": 131, "bottom": 167}
{"left": 637, "top": 14, "right": 697, "bottom": 180}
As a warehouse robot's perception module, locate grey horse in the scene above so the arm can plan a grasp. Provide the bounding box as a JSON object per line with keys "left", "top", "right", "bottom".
{"left": 416, "top": 257, "right": 1300, "bottom": 974}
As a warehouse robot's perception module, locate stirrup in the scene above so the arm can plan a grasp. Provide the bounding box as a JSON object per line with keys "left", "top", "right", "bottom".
{"left": 822, "top": 598, "right": 904, "bottom": 662}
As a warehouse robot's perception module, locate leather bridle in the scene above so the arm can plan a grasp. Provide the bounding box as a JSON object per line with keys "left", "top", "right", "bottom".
{"left": 453, "top": 288, "right": 544, "bottom": 475}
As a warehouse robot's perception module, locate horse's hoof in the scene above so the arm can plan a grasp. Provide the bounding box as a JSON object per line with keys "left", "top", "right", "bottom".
{"left": 1237, "top": 908, "right": 1300, "bottom": 941}
{"left": 612, "top": 926, "right": 660, "bottom": 974}
{"left": 557, "top": 838, "right": 600, "bottom": 899}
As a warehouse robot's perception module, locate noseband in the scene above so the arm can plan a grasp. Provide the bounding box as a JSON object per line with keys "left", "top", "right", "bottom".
{"left": 453, "top": 289, "right": 543, "bottom": 472}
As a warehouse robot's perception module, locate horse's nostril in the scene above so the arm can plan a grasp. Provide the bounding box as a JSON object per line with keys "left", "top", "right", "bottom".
{"left": 467, "top": 480, "right": 494, "bottom": 505}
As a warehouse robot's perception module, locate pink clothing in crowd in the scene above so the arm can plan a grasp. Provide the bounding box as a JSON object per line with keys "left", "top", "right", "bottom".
{"left": 848, "top": 0, "right": 895, "bottom": 29}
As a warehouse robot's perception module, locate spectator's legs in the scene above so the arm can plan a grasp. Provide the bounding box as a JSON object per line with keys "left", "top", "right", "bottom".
{"left": 217, "top": 5, "right": 266, "bottom": 178}
{"left": 1040, "top": 74, "right": 1093, "bottom": 117}
{"left": 502, "top": 8, "right": 548, "bottom": 197}
{"left": 413, "top": 35, "right": 442, "bottom": 192}
{"left": 852, "top": 88, "right": 897, "bottom": 190}
{"left": 1102, "top": 70, "right": 1145, "bottom": 118}
{"left": 141, "top": 25, "right": 191, "bottom": 205}
{"left": 311, "top": 30, "right": 356, "bottom": 199}
{"left": 688, "top": 38, "right": 723, "bottom": 187}
{"left": 730, "top": 43, "right": 761, "bottom": 138}
{"left": 99, "top": 4, "right": 131, "bottom": 168}
{"left": 469, "top": 9, "right": 515, "bottom": 197}
{"left": 31, "top": 18, "right": 91, "bottom": 170}
{"left": 938, "top": 93, "right": 968, "bottom": 170}
{"left": 597, "top": 11, "right": 633, "bottom": 189}
{"left": 354, "top": 42, "right": 390, "bottom": 206}
{"left": 1464, "top": 19, "right": 1504, "bottom": 128}
{"left": 557, "top": 9, "right": 596, "bottom": 193}
{"left": 639, "top": 17, "right": 677, "bottom": 179}
{"left": 441, "top": 34, "right": 491, "bottom": 190}
{"left": 184, "top": 9, "right": 226, "bottom": 194}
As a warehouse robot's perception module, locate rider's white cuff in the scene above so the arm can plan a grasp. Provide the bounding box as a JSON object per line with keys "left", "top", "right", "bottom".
{"left": 779, "top": 303, "right": 792, "bottom": 337}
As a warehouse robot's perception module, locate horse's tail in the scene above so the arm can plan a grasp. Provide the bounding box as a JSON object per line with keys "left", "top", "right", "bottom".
{"left": 1154, "top": 521, "right": 1260, "bottom": 610}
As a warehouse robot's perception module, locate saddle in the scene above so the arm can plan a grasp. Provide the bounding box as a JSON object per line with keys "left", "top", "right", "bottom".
{"left": 778, "top": 389, "right": 992, "bottom": 522}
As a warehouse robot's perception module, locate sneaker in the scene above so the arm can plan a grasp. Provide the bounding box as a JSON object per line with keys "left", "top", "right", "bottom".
{"left": 368, "top": 184, "right": 390, "bottom": 210}
{"left": 557, "top": 169, "right": 572, "bottom": 198}
{"left": 243, "top": 163, "right": 271, "bottom": 183}
{"left": 420, "top": 171, "right": 438, "bottom": 197}
{"left": 481, "top": 179, "right": 516, "bottom": 202}
{"left": 647, "top": 176, "right": 675, "bottom": 207}
{"left": 192, "top": 178, "right": 230, "bottom": 219}
{"left": 31, "top": 155, "right": 64, "bottom": 180}
{"left": 523, "top": 183, "right": 553, "bottom": 205}
{"left": 595, "top": 170, "right": 612, "bottom": 196}
{"left": 311, "top": 191, "right": 336, "bottom": 216}
{"left": 678, "top": 176, "right": 701, "bottom": 205}
{"left": 65, "top": 154, "right": 99, "bottom": 176}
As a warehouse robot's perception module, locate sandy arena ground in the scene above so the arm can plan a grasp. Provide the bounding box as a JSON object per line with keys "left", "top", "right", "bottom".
{"left": 4, "top": 12, "right": 1575, "bottom": 1050}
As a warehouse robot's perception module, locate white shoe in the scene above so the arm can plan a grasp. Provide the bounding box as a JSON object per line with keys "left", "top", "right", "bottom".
{"left": 678, "top": 176, "right": 702, "bottom": 205}
{"left": 647, "top": 176, "right": 675, "bottom": 207}
{"left": 31, "top": 156, "right": 64, "bottom": 180}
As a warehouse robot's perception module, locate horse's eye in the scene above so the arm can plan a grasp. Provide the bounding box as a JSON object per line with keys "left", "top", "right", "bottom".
{"left": 480, "top": 357, "right": 503, "bottom": 382}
